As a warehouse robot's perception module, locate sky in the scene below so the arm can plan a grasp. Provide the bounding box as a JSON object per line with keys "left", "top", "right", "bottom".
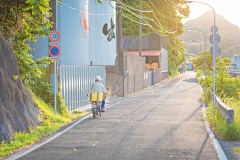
{"left": 182, "top": 0, "right": 240, "bottom": 28}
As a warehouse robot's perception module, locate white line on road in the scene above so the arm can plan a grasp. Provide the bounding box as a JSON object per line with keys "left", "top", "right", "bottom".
{"left": 199, "top": 85, "right": 228, "bottom": 160}
{"left": 5, "top": 77, "right": 175, "bottom": 160}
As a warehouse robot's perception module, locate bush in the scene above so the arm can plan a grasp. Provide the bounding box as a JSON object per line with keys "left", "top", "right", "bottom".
{"left": 32, "top": 82, "right": 68, "bottom": 116}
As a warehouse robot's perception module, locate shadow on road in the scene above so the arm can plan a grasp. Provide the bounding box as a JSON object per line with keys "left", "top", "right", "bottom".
{"left": 183, "top": 78, "right": 198, "bottom": 83}
{"left": 196, "top": 134, "right": 209, "bottom": 160}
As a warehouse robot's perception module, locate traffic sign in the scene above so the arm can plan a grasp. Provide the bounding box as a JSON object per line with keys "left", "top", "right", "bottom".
{"left": 211, "top": 26, "right": 218, "bottom": 33}
{"left": 210, "top": 46, "right": 221, "bottom": 57}
{"left": 209, "top": 34, "right": 221, "bottom": 45}
{"left": 49, "top": 31, "right": 60, "bottom": 42}
{"left": 49, "top": 46, "right": 60, "bottom": 57}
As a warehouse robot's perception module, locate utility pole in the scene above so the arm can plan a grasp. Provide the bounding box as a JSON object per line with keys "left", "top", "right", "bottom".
{"left": 139, "top": 0, "right": 142, "bottom": 56}
{"left": 116, "top": 0, "right": 123, "bottom": 97}
{"left": 49, "top": 0, "right": 57, "bottom": 81}
{"left": 49, "top": 0, "right": 57, "bottom": 115}
{"left": 169, "top": 7, "right": 172, "bottom": 75}
{"left": 117, "top": 0, "right": 123, "bottom": 59}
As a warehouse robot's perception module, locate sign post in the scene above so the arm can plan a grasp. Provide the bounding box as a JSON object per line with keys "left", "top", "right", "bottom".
{"left": 49, "top": 31, "right": 60, "bottom": 115}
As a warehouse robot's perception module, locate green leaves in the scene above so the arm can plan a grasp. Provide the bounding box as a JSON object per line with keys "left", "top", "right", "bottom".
{"left": 0, "top": 0, "right": 51, "bottom": 85}
{"left": 13, "top": 75, "right": 19, "bottom": 80}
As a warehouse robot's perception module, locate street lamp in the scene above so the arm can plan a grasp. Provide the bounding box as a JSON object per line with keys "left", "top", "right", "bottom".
{"left": 188, "top": 29, "right": 206, "bottom": 77}
{"left": 185, "top": 1, "right": 216, "bottom": 114}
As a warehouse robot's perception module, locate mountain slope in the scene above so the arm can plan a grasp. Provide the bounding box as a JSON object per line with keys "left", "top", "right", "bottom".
{"left": 179, "top": 10, "right": 240, "bottom": 58}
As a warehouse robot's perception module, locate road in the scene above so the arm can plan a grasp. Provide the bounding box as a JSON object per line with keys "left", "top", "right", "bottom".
{"left": 18, "top": 71, "right": 218, "bottom": 160}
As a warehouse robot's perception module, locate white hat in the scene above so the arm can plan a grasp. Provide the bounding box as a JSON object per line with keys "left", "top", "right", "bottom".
{"left": 95, "top": 75, "right": 101, "bottom": 81}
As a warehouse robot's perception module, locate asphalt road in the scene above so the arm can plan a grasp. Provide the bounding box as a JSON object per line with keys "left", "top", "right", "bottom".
{"left": 19, "top": 71, "right": 218, "bottom": 160}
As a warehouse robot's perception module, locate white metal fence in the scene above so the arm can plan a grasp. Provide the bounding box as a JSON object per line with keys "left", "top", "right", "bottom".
{"left": 59, "top": 65, "right": 106, "bottom": 112}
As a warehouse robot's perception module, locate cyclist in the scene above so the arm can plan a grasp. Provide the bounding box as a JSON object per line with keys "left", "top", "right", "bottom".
{"left": 90, "top": 75, "right": 108, "bottom": 112}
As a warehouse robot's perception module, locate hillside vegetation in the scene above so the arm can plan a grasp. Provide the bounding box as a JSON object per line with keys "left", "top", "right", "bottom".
{"left": 179, "top": 10, "right": 240, "bottom": 58}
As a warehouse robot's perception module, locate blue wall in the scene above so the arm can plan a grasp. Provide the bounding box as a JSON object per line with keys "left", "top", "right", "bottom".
{"left": 29, "top": 0, "right": 116, "bottom": 66}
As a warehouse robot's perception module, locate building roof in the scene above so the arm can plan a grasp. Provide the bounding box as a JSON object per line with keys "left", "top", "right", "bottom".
{"left": 128, "top": 50, "right": 161, "bottom": 56}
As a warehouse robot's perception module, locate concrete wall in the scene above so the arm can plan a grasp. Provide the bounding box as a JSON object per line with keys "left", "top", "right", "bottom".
{"left": 106, "top": 51, "right": 148, "bottom": 97}
{"left": 123, "top": 52, "right": 148, "bottom": 96}
{"left": 152, "top": 68, "right": 168, "bottom": 85}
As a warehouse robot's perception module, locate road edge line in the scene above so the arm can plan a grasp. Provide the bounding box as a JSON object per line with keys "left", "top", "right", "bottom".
{"left": 200, "top": 85, "right": 228, "bottom": 160}
{"left": 5, "top": 77, "right": 176, "bottom": 160}
{"left": 5, "top": 101, "right": 122, "bottom": 160}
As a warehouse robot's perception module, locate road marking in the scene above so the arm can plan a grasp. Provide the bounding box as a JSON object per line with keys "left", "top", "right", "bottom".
{"left": 6, "top": 77, "right": 176, "bottom": 160}
{"left": 199, "top": 84, "right": 228, "bottom": 160}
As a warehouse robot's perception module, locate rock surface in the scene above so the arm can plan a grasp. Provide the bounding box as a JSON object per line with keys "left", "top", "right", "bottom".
{"left": 0, "top": 30, "right": 39, "bottom": 142}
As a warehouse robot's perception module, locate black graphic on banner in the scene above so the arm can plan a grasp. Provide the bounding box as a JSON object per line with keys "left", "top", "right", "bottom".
{"left": 103, "top": 18, "right": 115, "bottom": 42}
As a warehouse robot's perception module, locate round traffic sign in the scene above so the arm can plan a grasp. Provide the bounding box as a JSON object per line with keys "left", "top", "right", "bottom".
{"left": 49, "top": 31, "right": 60, "bottom": 42}
{"left": 210, "top": 26, "right": 218, "bottom": 33}
{"left": 210, "top": 46, "right": 221, "bottom": 57}
{"left": 49, "top": 46, "right": 60, "bottom": 57}
{"left": 209, "top": 34, "right": 221, "bottom": 45}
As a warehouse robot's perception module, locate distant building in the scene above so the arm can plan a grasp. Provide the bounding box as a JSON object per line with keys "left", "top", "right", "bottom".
{"left": 184, "top": 61, "right": 194, "bottom": 71}
{"left": 230, "top": 55, "right": 240, "bottom": 72}
{"left": 121, "top": 33, "right": 168, "bottom": 72}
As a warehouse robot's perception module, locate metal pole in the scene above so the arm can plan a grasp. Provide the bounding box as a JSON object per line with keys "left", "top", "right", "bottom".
{"left": 185, "top": 1, "right": 216, "bottom": 114}
{"left": 213, "top": 12, "right": 216, "bottom": 115}
{"left": 139, "top": 0, "right": 142, "bottom": 56}
{"left": 54, "top": 60, "right": 57, "bottom": 115}
{"left": 204, "top": 33, "right": 206, "bottom": 77}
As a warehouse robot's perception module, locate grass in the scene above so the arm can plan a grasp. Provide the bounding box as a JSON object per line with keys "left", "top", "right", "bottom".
{"left": 200, "top": 75, "right": 240, "bottom": 141}
{"left": 204, "top": 99, "right": 240, "bottom": 140}
{"left": 233, "top": 147, "right": 240, "bottom": 153}
{"left": 0, "top": 86, "right": 86, "bottom": 159}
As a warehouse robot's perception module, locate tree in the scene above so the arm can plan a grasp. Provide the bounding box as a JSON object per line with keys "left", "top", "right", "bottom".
{"left": 115, "top": 0, "right": 190, "bottom": 75}
{"left": 0, "top": 0, "right": 52, "bottom": 84}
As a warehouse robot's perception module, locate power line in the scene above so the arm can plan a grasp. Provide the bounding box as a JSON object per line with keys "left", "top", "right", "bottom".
{"left": 169, "top": 0, "right": 178, "bottom": 8}
{"left": 57, "top": 0, "right": 114, "bottom": 16}
{"left": 121, "top": 4, "right": 175, "bottom": 35}
{"left": 149, "top": 0, "right": 171, "bottom": 18}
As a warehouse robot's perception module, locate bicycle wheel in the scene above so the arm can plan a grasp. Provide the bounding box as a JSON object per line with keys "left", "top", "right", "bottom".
{"left": 93, "top": 110, "right": 96, "bottom": 118}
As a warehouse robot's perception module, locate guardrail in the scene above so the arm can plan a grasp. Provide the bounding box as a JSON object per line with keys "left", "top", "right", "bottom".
{"left": 199, "top": 75, "right": 234, "bottom": 124}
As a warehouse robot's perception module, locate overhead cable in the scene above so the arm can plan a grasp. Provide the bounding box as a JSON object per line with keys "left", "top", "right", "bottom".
{"left": 57, "top": 0, "right": 114, "bottom": 15}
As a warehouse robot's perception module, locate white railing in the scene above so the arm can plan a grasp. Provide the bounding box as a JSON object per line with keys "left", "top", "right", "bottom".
{"left": 199, "top": 75, "right": 234, "bottom": 124}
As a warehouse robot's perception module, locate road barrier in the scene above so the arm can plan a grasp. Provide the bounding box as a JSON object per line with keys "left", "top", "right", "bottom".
{"left": 199, "top": 75, "right": 234, "bottom": 124}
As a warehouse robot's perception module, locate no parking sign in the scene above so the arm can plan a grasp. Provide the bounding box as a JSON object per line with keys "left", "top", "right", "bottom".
{"left": 49, "top": 46, "right": 60, "bottom": 57}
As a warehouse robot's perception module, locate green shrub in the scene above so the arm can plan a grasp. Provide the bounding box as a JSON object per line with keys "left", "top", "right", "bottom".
{"left": 0, "top": 86, "right": 85, "bottom": 159}
{"left": 32, "top": 82, "right": 68, "bottom": 116}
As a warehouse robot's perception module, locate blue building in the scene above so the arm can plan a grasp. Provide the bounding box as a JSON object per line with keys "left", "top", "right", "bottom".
{"left": 29, "top": 0, "right": 116, "bottom": 66}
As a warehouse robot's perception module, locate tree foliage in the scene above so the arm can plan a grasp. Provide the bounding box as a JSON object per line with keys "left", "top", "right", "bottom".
{"left": 0, "top": 0, "right": 52, "bottom": 84}
{"left": 192, "top": 49, "right": 232, "bottom": 72}
{"left": 116, "top": 0, "right": 190, "bottom": 75}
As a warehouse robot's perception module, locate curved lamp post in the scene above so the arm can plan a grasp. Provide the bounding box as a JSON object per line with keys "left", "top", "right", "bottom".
{"left": 188, "top": 29, "right": 206, "bottom": 77}
{"left": 185, "top": 1, "right": 216, "bottom": 114}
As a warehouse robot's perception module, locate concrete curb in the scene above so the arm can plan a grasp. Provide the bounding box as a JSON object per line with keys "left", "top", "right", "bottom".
{"left": 200, "top": 85, "right": 228, "bottom": 160}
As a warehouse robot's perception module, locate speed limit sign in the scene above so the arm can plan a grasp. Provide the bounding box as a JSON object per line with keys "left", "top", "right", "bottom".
{"left": 49, "top": 31, "right": 60, "bottom": 42}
